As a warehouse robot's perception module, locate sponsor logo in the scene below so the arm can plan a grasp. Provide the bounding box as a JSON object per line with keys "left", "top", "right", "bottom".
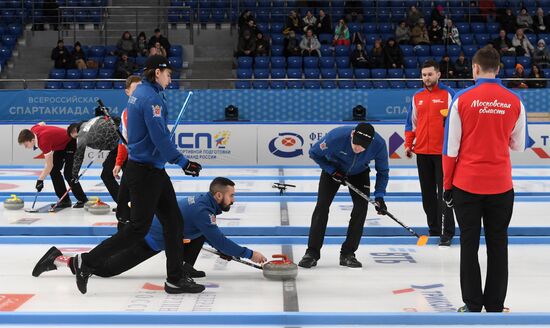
{"left": 393, "top": 283, "right": 455, "bottom": 312}
{"left": 319, "top": 141, "right": 327, "bottom": 150}
{"left": 0, "top": 294, "right": 33, "bottom": 312}
{"left": 532, "top": 135, "right": 550, "bottom": 159}
{"left": 432, "top": 99, "right": 444, "bottom": 104}
{"left": 370, "top": 248, "right": 416, "bottom": 264}
{"left": 388, "top": 132, "right": 405, "bottom": 159}
{"left": 471, "top": 99, "right": 510, "bottom": 115}
{"left": 176, "top": 131, "right": 232, "bottom": 160}
{"left": 418, "top": 100, "right": 424, "bottom": 105}
{"left": 209, "top": 213, "right": 217, "bottom": 224}
{"left": 213, "top": 131, "right": 230, "bottom": 149}
{"left": 268, "top": 132, "right": 304, "bottom": 158}
{"left": 152, "top": 105, "right": 162, "bottom": 117}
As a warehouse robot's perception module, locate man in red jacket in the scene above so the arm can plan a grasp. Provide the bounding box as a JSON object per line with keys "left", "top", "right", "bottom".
{"left": 18, "top": 123, "right": 88, "bottom": 208}
{"left": 404, "top": 59, "right": 455, "bottom": 246}
{"left": 443, "top": 45, "right": 529, "bottom": 312}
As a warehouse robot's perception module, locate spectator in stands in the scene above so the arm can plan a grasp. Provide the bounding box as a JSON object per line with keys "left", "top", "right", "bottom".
{"left": 242, "top": 19, "right": 259, "bottom": 38}
{"left": 428, "top": 20, "right": 443, "bottom": 45}
{"left": 114, "top": 53, "right": 137, "bottom": 79}
{"left": 351, "top": 30, "right": 365, "bottom": 46}
{"left": 333, "top": 19, "right": 350, "bottom": 46}
{"left": 284, "top": 31, "right": 301, "bottom": 57}
{"left": 491, "top": 29, "right": 515, "bottom": 56}
{"left": 439, "top": 54, "right": 456, "bottom": 79}
{"left": 238, "top": 10, "right": 254, "bottom": 31}
{"left": 148, "top": 28, "right": 171, "bottom": 57}
{"left": 350, "top": 43, "right": 370, "bottom": 69}
{"left": 71, "top": 41, "right": 87, "bottom": 70}
{"left": 370, "top": 39, "right": 385, "bottom": 69}
{"left": 384, "top": 38, "right": 404, "bottom": 69}
{"left": 499, "top": 8, "right": 517, "bottom": 34}
{"left": 431, "top": 4, "right": 446, "bottom": 27}
{"left": 316, "top": 9, "right": 332, "bottom": 36}
{"left": 137, "top": 32, "right": 148, "bottom": 57}
{"left": 479, "top": 0, "right": 496, "bottom": 23}
{"left": 236, "top": 29, "right": 256, "bottom": 57}
{"left": 148, "top": 47, "right": 158, "bottom": 57}
{"left": 116, "top": 31, "right": 137, "bottom": 57}
{"left": 455, "top": 52, "right": 472, "bottom": 78}
{"left": 344, "top": 0, "right": 364, "bottom": 23}
{"left": 533, "top": 8, "right": 549, "bottom": 34}
{"left": 442, "top": 19, "right": 461, "bottom": 46}
{"left": 255, "top": 32, "right": 270, "bottom": 57}
{"left": 533, "top": 39, "right": 550, "bottom": 68}
{"left": 516, "top": 8, "right": 533, "bottom": 32}
{"left": 284, "top": 10, "right": 302, "bottom": 35}
{"left": 395, "top": 20, "right": 411, "bottom": 44}
{"left": 528, "top": 64, "right": 546, "bottom": 88}
{"left": 153, "top": 42, "right": 167, "bottom": 57}
{"left": 508, "top": 63, "right": 528, "bottom": 88}
{"left": 406, "top": 5, "right": 424, "bottom": 28}
{"left": 300, "top": 29, "right": 321, "bottom": 57}
{"left": 51, "top": 40, "right": 70, "bottom": 69}
{"left": 411, "top": 18, "right": 430, "bottom": 45}
{"left": 512, "top": 28, "right": 534, "bottom": 57}
{"left": 303, "top": 10, "right": 317, "bottom": 33}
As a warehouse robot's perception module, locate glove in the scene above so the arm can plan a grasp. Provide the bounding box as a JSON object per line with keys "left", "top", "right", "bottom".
{"left": 219, "top": 253, "right": 232, "bottom": 261}
{"left": 444, "top": 189, "right": 454, "bottom": 208}
{"left": 374, "top": 197, "right": 387, "bottom": 215}
{"left": 35, "top": 180, "right": 44, "bottom": 192}
{"left": 331, "top": 170, "right": 347, "bottom": 185}
{"left": 183, "top": 161, "right": 202, "bottom": 177}
{"left": 405, "top": 146, "right": 414, "bottom": 159}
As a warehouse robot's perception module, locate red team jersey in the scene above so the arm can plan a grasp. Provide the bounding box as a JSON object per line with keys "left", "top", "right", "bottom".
{"left": 443, "top": 78, "right": 529, "bottom": 194}
{"left": 115, "top": 109, "right": 128, "bottom": 166}
{"left": 31, "top": 125, "right": 72, "bottom": 155}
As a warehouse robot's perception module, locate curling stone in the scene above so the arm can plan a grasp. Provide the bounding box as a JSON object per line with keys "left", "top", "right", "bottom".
{"left": 88, "top": 199, "right": 111, "bottom": 215}
{"left": 84, "top": 196, "right": 100, "bottom": 212}
{"left": 4, "top": 194, "right": 24, "bottom": 210}
{"left": 262, "top": 254, "right": 298, "bottom": 281}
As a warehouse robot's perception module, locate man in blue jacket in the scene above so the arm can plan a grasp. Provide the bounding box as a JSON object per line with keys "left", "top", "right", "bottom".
{"left": 298, "top": 123, "right": 390, "bottom": 269}
{"left": 72, "top": 55, "right": 204, "bottom": 295}
{"left": 32, "top": 178, "right": 266, "bottom": 279}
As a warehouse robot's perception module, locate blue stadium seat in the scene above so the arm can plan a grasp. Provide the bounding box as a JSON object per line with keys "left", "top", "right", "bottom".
{"left": 320, "top": 57, "right": 334, "bottom": 69}
{"left": 96, "top": 81, "right": 112, "bottom": 89}
{"left": 379, "top": 23, "right": 393, "bottom": 34}
{"left": 237, "top": 57, "right": 253, "bottom": 69}
{"left": 404, "top": 68, "right": 420, "bottom": 78}
{"left": 270, "top": 22, "right": 284, "bottom": 33}
{"left": 304, "top": 81, "right": 321, "bottom": 89}
{"left": 287, "top": 81, "right": 303, "bottom": 89}
{"left": 80, "top": 81, "right": 95, "bottom": 89}
{"left": 348, "top": 22, "right": 362, "bottom": 34}
{"left": 1, "top": 35, "right": 16, "bottom": 47}
{"left": 320, "top": 45, "right": 333, "bottom": 57}
{"left": 82, "top": 69, "right": 97, "bottom": 79}
{"left": 335, "top": 45, "right": 350, "bottom": 57}
{"left": 527, "top": 34, "right": 537, "bottom": 45}
{"left": 113, "top": 81, "right": 125, "bottom": 89}
{"left": 430, "top": 45, "right": 445, "bottom": 57}
{"left": 447, "top": 45, "right": 461, "bottom": 57}
{"left": 169, "top": 57, "right": 183, "bottom": 68}
{"left": 516, "top": 56, "right": 531, "bottom": 68}
{"left": 417, "top": 56, "right": 435, "bottom": 65}
{"left": 461, "top": 34, "right": 474, "bottom": 45}
{"left": 104, "top": 45, "right": 117, "bottom": 56}
{"left": 400, "top": 45, "right": 414, "bottom": 56}
{"left": 407, "top": 81, "right": 422, "bottom": 88}
{"left": 66, "top": 69, "right": 81, "bottom": 79}
{"left": 390, "top": 81, "right": 407, "bottom": 89}
{"left": 335, "top": 57, "right": 350, "bottom": 68}
{"left": 338, "top": 68, "right": 353, "bottom": 79}
{"left": 363, "top": 22, "right": 377, "bottom": 33}
{"left": 88, "top": 45, "right": 105, "bottom": 57}
{"left": 475, "top": 34, "right": 490, "bottom": 45}
{"left": 504, "top": 68, "right": 515, "bottom": 77}
{"left": 355, "top": 80, "right": 372, "bottom": 89}
{"left": 321, "top": 80, "right": 337, "bottom": 89}
{"left": 470, "top": 23, "right": 486, "bottom": 33}
{"left": 45, "top": 81, "right": 62, "bottom": 89}
{"left": 0, "top": 47, "right": 12, "bottom": 59}
{"left": 63, "top": 81, "right": 80, "bottom": 89}
{"left": 253, "top": 81, "right": 269, "bottom": 89}
{"left": 373, "top": 81, "right": 389, "bottom": 88}
{"left": 354, "top": 68, "right": 370, "bottom": 79}
{"left": 255, "top": 56, "right": 269, "bottom": 69}
{"left": 304, "top": 57, "right": 319, "bottom": 69}
{"left": 321, "top": 68, "right": 336, "bottom": 79}
{"left": 235, "top": 81, "right": 251, "bottom": 89}
{"left": 501, "top": 56, "right": 516, "bottom": 69}
{"left": 103, "top": 56, "right": 117, "bottom": 69}
{"left": 236, "top": 68, "right": 252, "bottom": 79}
{"left": 49, "top": 69, "right": 66, "bottom": 79}
{"left": 271, "top": 68, "right": 285, "bottom": 79}
{"left": 270, "top": 80, "right": 286, "bottom": 89}
{"left": 304, "top": 68, "right": 319, "bottom": 79}
{"left": 463, "top": 45, "right": 478, "bottom": 57}
{"left": 414, "top": 45, "right": 430, "bottom": 56}
{"left": 271, "top": 33, "right": 285, "bottom": 45}
{"left": 287, "top": 68, "right": 302, "bottom": 79}
{"left": 169, "top": 45, "right": 183, "bottom": 58}
{"left": 270, "top": 56, "right": 285, "bottom": 69}
{"left": 287, "top": 56, "right": 302, "bottom": 68}
{"left": 98, "top": 68, "right": 113, "bottom": 78}
{"left": 254, "top": 68, "right": 269, "bottom": 79}
{"left": 404, "top": 57, "right": 418, "bottom": 68}
{"left": 486, "top": 22, "right": 499, "bottom": 34}
{"left": 338, "top": 80, "right": 355, "bottom": 89}
{"left": 388, "top": 68, "right": 403, "bottom": 78}
{"left": 135, "top": 56, "right": 147, "bottom": 67}
{"left": 318, "top": 33, "right": 333, "bottom": 44}
{"left": 371, "top": 68, "right": 387, "bottom": 79}
{"left": 270, "top": 45, "right": 283, "bottom": 56}
{"left": 455, "top": 22, "right": 470, "bottom": 34}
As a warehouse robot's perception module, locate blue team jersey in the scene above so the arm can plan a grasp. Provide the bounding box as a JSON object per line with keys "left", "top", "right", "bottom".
{"left": 309, "top": 125, "right": 390, "bottom": 198}
{"left": 144, "top": 193, "right": 253, "bottom": 259}
{"left": 126, "top": 80, "right": 188, "bottom": 169}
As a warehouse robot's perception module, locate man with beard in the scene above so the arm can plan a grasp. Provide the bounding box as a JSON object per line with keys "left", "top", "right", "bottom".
{"left": 32, "top": 177, "right": 267, "bottom": 279}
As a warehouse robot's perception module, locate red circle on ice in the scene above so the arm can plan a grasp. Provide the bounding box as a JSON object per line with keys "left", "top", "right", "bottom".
{"left": 0, "top": 183, "right": 19, "bottom": 190}
{"left": 281, "top": 137, "right": 296, "bottom": 147}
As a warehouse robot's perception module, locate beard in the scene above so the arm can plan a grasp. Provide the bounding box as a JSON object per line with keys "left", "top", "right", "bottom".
{"left": 221, "top": 202, "right": 233, "bottom": 212}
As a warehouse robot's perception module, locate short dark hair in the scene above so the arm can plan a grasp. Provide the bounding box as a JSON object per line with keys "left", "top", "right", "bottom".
{"left": 421, "top": 59, "right": 440, "bottom": 71}
{"left": 18, "top": 129, "right": 34, "bottom": 144}
{"left": 209, "top": 177, "right": 235, "bottom": 194}
{"left": 472, "top": 45, "right": 500, "bottom": 73}
{"left": 67, "top": 122, "right": 83, "bottom": 137}
{"left": 125, "top": 75, "right": 141, "bottom": 89}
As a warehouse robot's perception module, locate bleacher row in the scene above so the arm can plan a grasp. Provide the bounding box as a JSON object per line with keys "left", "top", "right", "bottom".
{"left": 45, "top": 45, "right": 184, "bottom": 89}
{"left": 0, "top": 23, "right": 22, "bottom": 68}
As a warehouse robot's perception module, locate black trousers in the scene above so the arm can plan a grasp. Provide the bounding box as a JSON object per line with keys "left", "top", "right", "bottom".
{"left": 306, "top": 170, "right": 370, "bottom": 259}
{"left": 82, "top": 160, "right": 184, "bottom": 284}
{"left": 115, "top": 165, "right": 131, "bottom": 225}
{"left": 416, "top": 154, "right": 455, "bottom": 238}
{"left": 51, "top": 139, "right": 87, "bottom": 203}
{"left": 100, "top": 148, "right": 120, "bottom": 203}
{"left": 454, "top": 187, "right": 514, "bottom": 312}
{"left": 183, "top": 236, "right": 207, "bottom": 266}
{"left": 94, "top": 239, "right": 159, "bottom": 278}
